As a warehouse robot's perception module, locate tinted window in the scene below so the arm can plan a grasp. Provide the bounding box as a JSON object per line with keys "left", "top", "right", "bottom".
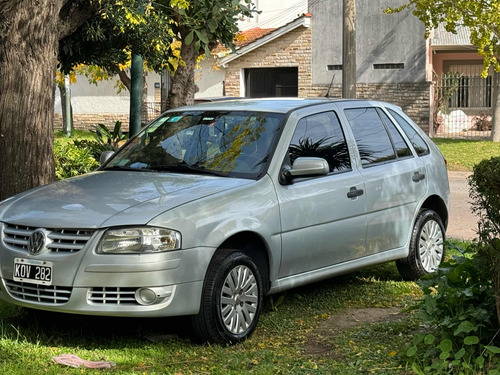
{"left": 388, "top": 109, "right": 430, "bottom": 156}
{"left": 344, "top": 108, "right": 396, "bottom": 165}
{"left": 377, "top": 109, "right": 412, "bottom": 158}
{"left": 289, "top": 112, "right": 351, "bottom": 173}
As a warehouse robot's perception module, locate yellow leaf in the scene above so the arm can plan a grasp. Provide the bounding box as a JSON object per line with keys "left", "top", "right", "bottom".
{"left": 389, "top": 351, "right": 397, "bottom": 357}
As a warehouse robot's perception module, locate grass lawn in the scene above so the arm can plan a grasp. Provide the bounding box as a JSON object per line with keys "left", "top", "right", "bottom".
{"left": 0, "top": 260, "right": 422, "bottom": 374}
{"left": 432, "top": 138, "right": 500, "bottom": 171}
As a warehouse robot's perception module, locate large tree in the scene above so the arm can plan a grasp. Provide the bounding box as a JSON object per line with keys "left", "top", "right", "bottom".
{"left": 0, "top": 1, "right": 98, "bottom": 201}
{"left": 386, "top": 0, "right": 500, "bottom": 142}
{"left": 0, "top": 0, "right": 255, "bottom": 201}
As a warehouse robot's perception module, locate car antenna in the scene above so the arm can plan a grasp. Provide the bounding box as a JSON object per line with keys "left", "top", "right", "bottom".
{"left": 325, "top": 74, "right": 336, "bottom": 98}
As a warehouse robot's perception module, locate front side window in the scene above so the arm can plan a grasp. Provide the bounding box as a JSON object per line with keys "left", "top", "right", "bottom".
{"left": 388, "top": 109, "right": 430, "bottom": 156}
{"left": 288, "top": 111, "right": 351, "bottom": 173}
{"left": 344, "top": 108, "right": 396, "bottom": 165}
{"left": 104, "top": 111, "right": 284, "bottom": 179}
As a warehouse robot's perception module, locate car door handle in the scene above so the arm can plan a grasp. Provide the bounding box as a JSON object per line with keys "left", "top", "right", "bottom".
{"left": 347, "top": 187, "right": 364, "bottom": 198}
{"left": 412, "top": 172, "right": 426, "bottom": 182}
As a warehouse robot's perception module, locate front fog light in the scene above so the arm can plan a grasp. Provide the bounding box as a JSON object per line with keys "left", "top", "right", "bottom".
{"left": 135, "top": 287, "right": 173, "bottom": 305}
{"left": 98, "top": 227, "right": 181, "bottom": 254}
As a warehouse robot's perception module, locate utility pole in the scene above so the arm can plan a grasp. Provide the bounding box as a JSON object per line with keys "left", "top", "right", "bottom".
{"left": 129, "top": 0, "right": 144, "bottom": 137}
{"left": 342, "top": 0, "right": 356, "bottom": 98}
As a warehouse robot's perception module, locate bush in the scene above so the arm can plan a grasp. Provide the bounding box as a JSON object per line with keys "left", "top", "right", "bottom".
{"left": 403, "top": 243, "right": 500, "bottom": 374}
{"left": 72, "top": 121, "right": 128, "bottom": 160}
{"left": 472, "top": 113, "right": 493, "bottom": 131}
{"left": 469, "top": 157, "right": 500, "bottom": 328}
{"left": 54, "top": 141, "right": 99, "bottom": 180}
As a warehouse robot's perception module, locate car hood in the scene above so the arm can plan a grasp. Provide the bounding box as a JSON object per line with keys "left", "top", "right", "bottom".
{"left": 0, "top": 171, "right": 252, "bottom": 229}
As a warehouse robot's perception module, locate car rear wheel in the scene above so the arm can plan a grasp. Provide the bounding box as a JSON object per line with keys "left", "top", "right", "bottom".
{"left": 190, "top": 248, "right": 263, "bottom": 344}
{"left": 396, "top": 209, "right": 445, "bottom": 281}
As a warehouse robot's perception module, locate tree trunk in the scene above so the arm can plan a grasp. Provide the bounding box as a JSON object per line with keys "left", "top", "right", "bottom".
{"left": 168, "top": 34, "right": 199, "bottom": 109}
{"left": 0, "top": 2, "right": 61, "bottom": 201}
{"left": 492, "top": 72, "right": 500, "bottom": 142}
{"left": 0, "top": 1, "right": 95, "bottom": 201}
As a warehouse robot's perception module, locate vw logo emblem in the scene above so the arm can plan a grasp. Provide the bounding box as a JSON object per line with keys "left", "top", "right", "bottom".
{"left": 28, "top": 229, "right": 46, "bottom": 254}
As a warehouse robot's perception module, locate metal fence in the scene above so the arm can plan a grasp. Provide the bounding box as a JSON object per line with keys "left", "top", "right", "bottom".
{"left": 142, "top": 101, "right": 163, "bottom": 124}
{"left": 433, "top": 73, "right": 494, "bottom": 140}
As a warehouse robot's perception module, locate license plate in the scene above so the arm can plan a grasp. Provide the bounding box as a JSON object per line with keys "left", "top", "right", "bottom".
{"left": 13, "top": 258, "right": 53, "bottom": 286}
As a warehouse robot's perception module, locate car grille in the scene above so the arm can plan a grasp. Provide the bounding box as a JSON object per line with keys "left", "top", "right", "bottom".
{"left": 88, "top": 287, "right": 139, "bottom": 305}
{"left": 5, "top": 279, "right": 72, "bottom": 304}
{"left": 2, "top": 223, "right": 94, "bottom": 253}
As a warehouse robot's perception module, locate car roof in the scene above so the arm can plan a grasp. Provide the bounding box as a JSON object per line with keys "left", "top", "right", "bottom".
{"left": 170, "top": 97, "right": 395, "bottom": 114}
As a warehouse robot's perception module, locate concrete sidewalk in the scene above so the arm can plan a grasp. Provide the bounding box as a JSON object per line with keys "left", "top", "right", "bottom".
{"left": 446, "top": 170, "right": 477, "bottom": 240}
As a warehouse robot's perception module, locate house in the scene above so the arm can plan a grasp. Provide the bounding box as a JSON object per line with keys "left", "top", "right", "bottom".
{"left": 214, "top": 0, "right": 432, "bottom": 132}
{"left": 430, "top": 24, "right": 494, "bottom": 135}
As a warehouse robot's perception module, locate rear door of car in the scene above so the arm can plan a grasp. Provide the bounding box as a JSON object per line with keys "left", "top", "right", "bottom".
{"left": 337, "top": 102, "right": 428, "bottom": 256}
{"left": 275, "top": 108, "right": 367, "bottom": 278}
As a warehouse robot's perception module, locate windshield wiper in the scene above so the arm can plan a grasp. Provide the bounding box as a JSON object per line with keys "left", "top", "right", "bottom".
{"left": 148, "top": 162, "right": 228, "bottom": 177}
{"left": 100, "top": 165, "right": 149, "bottom": 172}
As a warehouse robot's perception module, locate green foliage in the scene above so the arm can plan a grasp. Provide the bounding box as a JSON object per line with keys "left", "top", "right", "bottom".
{"left": 469, "top": 157, "right": 500, "bottom": 244}
{"left": 54, "top": 141, "right": 99, "bottom": 180}
{"left": 402, "top": 242, "right": 500, "bottom": 374}
{"left": 164, "top": 0, "right": 257, "bottom": 56}
{"left": 469, "top": 156, "right": 500, "bottom": 335}
{"left": 72, "top": 121, "right": 128, "bottom": 160}
{"left": 59, "top": 0, "right": 257, "bottom": 74}
{"left": 59, "top": 0, "right": 175, "bottom": 74}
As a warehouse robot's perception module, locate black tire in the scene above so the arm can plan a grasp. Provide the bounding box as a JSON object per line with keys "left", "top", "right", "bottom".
{"left": 396, "top": 209, "right": 446, "bottom": 281}
{"left": 190, "top": 248, "right": 264, "bottom": 345}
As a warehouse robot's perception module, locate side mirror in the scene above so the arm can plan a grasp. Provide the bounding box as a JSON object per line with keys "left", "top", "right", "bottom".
{"left": 99, "top": 151, "right": 115, "bottom": 165}
{"left": 280, "top": 157, "right": 329, "bottom": 185}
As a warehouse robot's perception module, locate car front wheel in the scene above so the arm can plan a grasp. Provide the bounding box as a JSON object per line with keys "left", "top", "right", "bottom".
{"left": 396, "top": 209, "right": 446, "bottom": 281}
{"left": 191, "top": 249, "right": 263, "bottom": 344}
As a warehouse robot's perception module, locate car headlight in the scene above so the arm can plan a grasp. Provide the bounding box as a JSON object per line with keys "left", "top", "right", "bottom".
{"left": 97, "top": 227, "right": 181, "bottom": 254}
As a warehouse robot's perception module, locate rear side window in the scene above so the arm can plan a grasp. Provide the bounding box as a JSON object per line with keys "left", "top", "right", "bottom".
{"left": 388, "top": 109, "right": 430, "bottom": 156}
{"left": 377, "top": 109, "right": 412, "bottom": 158}
{"left": 289, "top": 111, "right": 351, "bottom": 173}
{"left": 344, "top": 108, "right": 396, "bottom": 165}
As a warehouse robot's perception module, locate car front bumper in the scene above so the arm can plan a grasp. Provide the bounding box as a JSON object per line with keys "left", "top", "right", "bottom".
{"left": 0, "top": 223, "right": 215, "bottom": 317}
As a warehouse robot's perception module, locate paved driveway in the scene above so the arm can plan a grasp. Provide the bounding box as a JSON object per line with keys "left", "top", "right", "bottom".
{"left": 446, "top": 171, "right": 478, "bottom": 240}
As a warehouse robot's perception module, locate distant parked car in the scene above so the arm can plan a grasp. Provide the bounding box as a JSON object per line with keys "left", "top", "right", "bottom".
{"left": 0, "top": 98, "right": 449, "bottom": 344}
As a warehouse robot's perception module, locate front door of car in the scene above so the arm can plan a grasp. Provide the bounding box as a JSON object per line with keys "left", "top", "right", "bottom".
{"left": 342, "top": 106, "right": 428, "bottom": 255}
{"left": 276, "top": 111, "right": 367, "bottom": 278}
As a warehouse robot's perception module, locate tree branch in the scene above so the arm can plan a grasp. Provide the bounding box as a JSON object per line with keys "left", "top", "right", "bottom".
{"left": 58, "top": 0, "right": 100, "bottom": 40}
{"left": 118, "top": 69, "right": 132, "bottom": 92}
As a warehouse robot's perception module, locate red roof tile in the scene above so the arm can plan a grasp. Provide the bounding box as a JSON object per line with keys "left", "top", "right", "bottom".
{"left": 213, "top": 27, "right": 276, "bottom": 54}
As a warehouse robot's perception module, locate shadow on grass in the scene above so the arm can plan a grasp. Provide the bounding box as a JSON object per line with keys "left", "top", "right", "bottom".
{"left": 0, "top": 262, "right": 407, "bottom": 349}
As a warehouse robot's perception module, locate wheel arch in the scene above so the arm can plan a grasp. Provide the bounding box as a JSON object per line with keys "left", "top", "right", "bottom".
{"left": 420, "top": 195, "right": 449, "bottom": 230}
{"left": 217, "top": 231, "right": 272, "bottom": 293}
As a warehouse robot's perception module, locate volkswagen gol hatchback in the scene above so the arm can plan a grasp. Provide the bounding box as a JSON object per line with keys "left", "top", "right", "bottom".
{"left": 0, "top": 99, "right": 449, "bottom": 344}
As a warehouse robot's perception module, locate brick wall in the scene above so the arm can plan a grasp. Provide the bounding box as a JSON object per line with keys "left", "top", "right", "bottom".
{"left": 224, "top": 26, "right": 313, "bottom": 97}
{"left": 224, "top": 26, "right": 431, "bottom": 133}
{"left": 356, "top": 82, "right": 432, "bottom": 133}
{"left": 54, "top": 114, "right": 130, "bottom": 132}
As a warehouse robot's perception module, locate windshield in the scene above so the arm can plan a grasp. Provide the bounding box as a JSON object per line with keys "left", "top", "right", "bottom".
{"left": 104, "top": 110, "right": 285, "bottom": 179}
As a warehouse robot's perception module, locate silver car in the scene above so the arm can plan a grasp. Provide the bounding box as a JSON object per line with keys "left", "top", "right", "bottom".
{"left": 0, "top": 99, "right": 449, "bottom": 344}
